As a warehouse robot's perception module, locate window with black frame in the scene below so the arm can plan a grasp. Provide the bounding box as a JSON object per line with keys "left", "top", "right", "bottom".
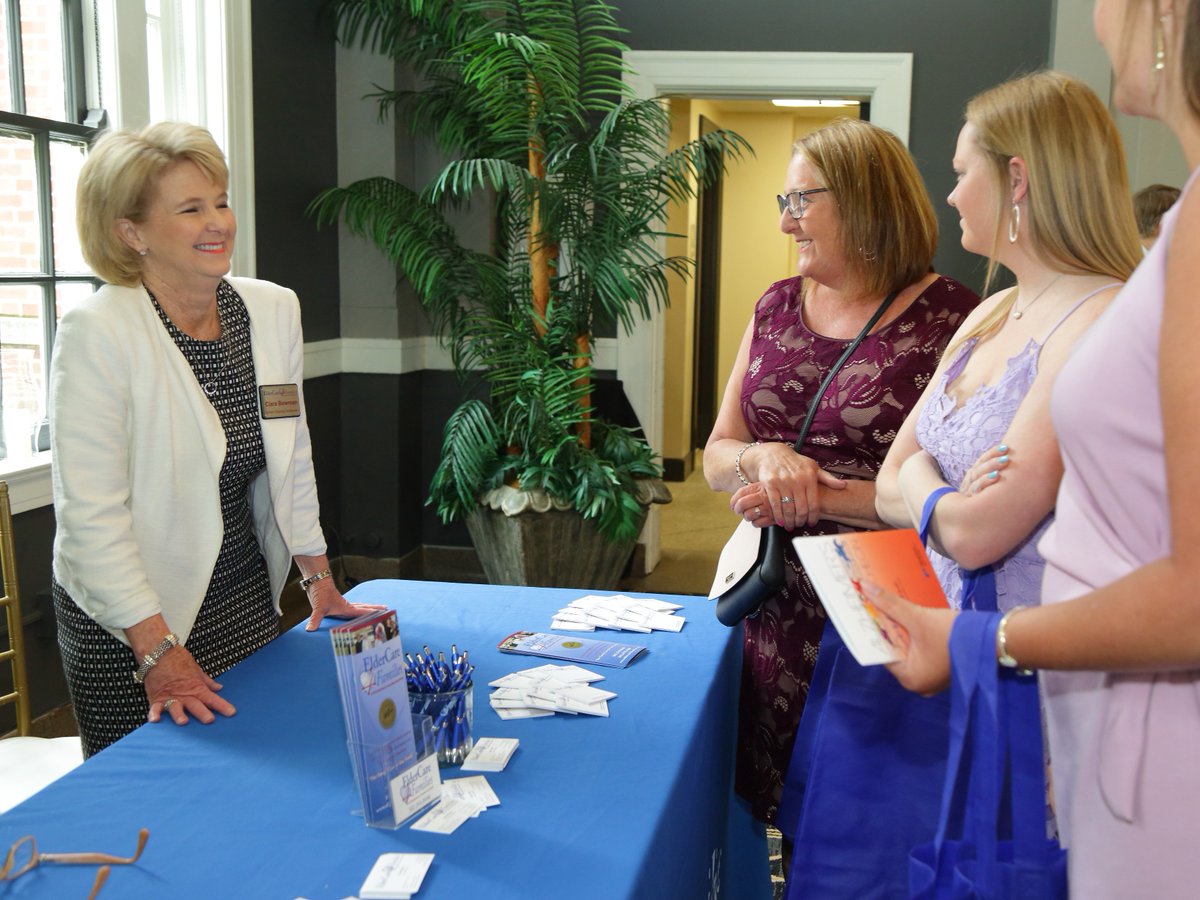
{"left": 0, "top": 0, "right": 101, "bottom": 463}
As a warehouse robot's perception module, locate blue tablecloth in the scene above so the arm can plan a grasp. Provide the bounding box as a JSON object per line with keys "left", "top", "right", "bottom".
{"left": 0, "top": 580, "right": 769, "bottom": 899}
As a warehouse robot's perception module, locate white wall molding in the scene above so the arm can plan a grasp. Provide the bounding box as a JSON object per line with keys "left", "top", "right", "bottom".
{"left": 1, "top": 457, "right": 53, "bottom": 515}
{"left": 303, "top": 336, "right": 619, "bottom": 380}
{"left": 625, "top": 51, "right": 914, "bottom": 144}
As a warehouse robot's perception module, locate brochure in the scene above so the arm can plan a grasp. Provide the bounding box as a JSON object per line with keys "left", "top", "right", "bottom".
{"left": 331, "top": 610, "right": 439, "bottom": 828}
{"left": 792, "top": 528, "right": 949, "bottom": 666}
{"left": 496, "top": 630, "right": 647, "bottom": 668}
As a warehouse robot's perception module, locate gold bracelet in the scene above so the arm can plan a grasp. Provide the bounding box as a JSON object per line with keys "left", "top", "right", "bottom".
{"left": 995, "top": 607, "right": 1032, "bottom": 674}
{"left": 299, "top": 568, "right": 332, "bottom": 591}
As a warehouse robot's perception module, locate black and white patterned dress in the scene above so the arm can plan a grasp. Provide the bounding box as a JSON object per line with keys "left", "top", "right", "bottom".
{"left": 54, "top": 281, "right": 279, "bottom": 757}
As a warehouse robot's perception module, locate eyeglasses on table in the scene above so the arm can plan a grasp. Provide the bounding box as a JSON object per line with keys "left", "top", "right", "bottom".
{"left": 0, "top": 827, "right": 149, "bottom": 897}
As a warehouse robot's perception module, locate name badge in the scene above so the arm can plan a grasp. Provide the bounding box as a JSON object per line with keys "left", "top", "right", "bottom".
{"left": 259, "top": 383, "right": 301, "bottom": 419}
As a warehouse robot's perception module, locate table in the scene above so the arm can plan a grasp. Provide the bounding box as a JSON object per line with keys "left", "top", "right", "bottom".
{"left": 0, "top": 581, "right": 770, "bottom": 899}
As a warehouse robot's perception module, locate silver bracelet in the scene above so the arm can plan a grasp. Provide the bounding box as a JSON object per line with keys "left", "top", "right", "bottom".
{"left": 734, "top": 441, "right": 759, "bottom": 486}
{"left": 300, "top": 568, "right": 333, "bottom": 591}
{"left": 133, "top": 632, "right": 179, "bottom": 683}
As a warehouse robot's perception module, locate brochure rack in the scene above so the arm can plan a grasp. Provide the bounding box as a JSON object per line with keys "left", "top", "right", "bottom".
{"left": 331, "top": 610, "right": 442, "bottom": 829}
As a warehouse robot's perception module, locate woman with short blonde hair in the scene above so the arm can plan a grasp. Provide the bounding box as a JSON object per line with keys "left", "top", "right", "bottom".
{"left": 53, "top": 122, "right": 382, "bottom": 756}
{"left": 77, "top": 122, "right": 229, "bottom": 287}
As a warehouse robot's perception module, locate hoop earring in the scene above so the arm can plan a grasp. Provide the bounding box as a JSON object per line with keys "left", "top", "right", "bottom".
{"left": 1007, "top": 204, "right": 1020, "bottom": 244}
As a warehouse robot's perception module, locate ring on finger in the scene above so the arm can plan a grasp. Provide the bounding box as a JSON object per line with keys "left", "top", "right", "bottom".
{"left": 780, "top": 496, "right": 793, "bottom": 503}
{"left": 163, "top": 698, "right": 177, "bottom": 711}
{"left": 754, "top": 506, "right": 762, "bottom": 517}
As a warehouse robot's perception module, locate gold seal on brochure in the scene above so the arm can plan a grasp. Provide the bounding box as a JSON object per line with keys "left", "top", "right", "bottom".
{"left": 378, "top": 698, "right": 397, "bottom": 729}
{"left": 561, "top": 641, "right": 583, "bottom": 649}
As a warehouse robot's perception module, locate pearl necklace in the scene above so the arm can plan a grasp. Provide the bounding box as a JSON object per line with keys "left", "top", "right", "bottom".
{"left": 1011, "top": 273, "right": 1064, "bottom": 319}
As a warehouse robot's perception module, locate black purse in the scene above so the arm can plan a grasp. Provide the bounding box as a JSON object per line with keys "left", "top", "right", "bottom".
{"left": 712, "top": 289, "right": 899, "bottom": 626}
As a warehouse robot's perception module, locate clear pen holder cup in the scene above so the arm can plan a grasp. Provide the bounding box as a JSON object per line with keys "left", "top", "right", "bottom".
{"left": 408, "top": 683, "right": 473, "bottom": 766}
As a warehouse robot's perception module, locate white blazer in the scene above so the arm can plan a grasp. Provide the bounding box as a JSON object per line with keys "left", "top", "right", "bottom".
{"left": 50, "top": 277, "right": 327, "bottom": 645}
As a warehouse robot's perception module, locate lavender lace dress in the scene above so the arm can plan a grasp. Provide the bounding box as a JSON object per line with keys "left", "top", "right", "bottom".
{"left": 735, "top": 274, "right": 977, "bottom": 823}
{"left": 915, "top": 284, "right": 1116, "bottom": 612}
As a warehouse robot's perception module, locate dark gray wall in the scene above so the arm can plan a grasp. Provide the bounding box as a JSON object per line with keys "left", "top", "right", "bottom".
{"left": 251, "top": 0, "right": 341, "bottom": 342}
{"left": 251, "top": 0, "right": 348, "bottom": 548}
{"left": 613, "top": 0, "right": 1054, "bottom": 292}
{"left": 1, "top": 506, "right": 69, "bottom": 733}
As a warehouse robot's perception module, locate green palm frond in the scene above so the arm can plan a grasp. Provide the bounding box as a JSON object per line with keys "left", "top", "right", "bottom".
{"left": 317, "top": 0, "right": 747, "bottom": 542}
{"left": 427, "top": 398, "right": 502, "bottom": 520}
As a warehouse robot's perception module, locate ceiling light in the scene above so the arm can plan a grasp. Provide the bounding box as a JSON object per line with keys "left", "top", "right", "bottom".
{"left": 770, "top": 98, "right": 861, "bottom": 108}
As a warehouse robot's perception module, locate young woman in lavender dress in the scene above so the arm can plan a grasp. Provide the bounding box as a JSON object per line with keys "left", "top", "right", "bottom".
{"left": 875, "top": 2, "right": 1200, "bottom": 895}
{"left": 779, "top": 72, "right": 1139, "bottom": 898}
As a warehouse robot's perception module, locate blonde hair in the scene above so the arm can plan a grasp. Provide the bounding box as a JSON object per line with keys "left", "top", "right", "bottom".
{"left": 77, "top": 122, "right": 229, "bottom": 286}
{"left": 953, "top": 71, "right": 1142, "bottom": 346}
{"left": 795, "top": 118, "right": 937, "bottom": 298}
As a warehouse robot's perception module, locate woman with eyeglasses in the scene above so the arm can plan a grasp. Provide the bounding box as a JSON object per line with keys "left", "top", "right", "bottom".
{"left": 702, "top": 117, "right": 978, "bottom": 828}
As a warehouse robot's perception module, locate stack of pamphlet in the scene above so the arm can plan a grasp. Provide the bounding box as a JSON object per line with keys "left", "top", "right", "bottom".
{"left": 331, "top": 609, "right": 441, "bottom": 828}
{"left": 549, "top": 594, "right": 686, "bottom": 633}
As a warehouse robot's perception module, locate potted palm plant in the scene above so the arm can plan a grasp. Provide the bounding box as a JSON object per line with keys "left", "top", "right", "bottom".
{"left": 310, "top": 0, "right": 748, "bottom": 587}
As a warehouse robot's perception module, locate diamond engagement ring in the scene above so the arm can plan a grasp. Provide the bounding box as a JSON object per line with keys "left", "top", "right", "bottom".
{"left": 163, "top": 699, "right": 177, "bottom": 711}
{"left": 780, "top": 496, "right": 794, "bottom": 503}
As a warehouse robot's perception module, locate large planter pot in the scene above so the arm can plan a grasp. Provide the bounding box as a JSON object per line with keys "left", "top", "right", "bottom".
{"left": 465, "top": 480, "right": 671, "bottom": 589}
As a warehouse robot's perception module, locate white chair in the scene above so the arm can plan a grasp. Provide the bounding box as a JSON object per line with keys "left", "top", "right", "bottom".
{"left": 0, "top": 481, "right": 82, "bottom": 814}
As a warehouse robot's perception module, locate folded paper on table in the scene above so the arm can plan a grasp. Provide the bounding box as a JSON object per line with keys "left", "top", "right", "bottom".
{"left": 792, "top": 528, "right": 949, "bottom": 666}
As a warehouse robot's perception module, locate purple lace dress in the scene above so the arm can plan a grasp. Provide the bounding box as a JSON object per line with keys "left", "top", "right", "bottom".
{"left": 735, "top": 274, "right": 978, "bottom": 823}
{"left": 914, "top": 284, "right": 1116, "bottom": 612}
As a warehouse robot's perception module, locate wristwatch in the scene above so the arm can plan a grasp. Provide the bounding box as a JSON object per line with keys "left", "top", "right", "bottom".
{"left": 300, "top": 568, "right": 333, "bottom": 591}
{"left": 133, "top": 632, "right": 179, "bottom": 683}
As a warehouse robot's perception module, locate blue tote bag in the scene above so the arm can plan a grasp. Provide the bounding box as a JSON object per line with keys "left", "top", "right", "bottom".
{"left": 908, "top": 613, "right": 1067, "bottom": 900}
{"left": 781, "top": 490, "right": 974, "bottom": 899}
{"left": 781, "top": 625, "right": 951, "bottom": 899}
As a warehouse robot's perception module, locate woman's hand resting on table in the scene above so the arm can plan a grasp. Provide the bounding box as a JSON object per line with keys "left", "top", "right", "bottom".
{"left": 145, "top": 644, "right": 236, "bottom": 726}
{"left": 731, "top": 442, "right": 846, "bottom": 530}
{"left": 304, "top": 579, "right": 388, "bottom": 632}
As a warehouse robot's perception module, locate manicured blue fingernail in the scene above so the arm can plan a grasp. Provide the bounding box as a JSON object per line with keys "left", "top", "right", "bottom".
{"left": 988, "top": 471, "right": 999, "bottom": 479}
{"left": 997, "top": 444, "right": 1008, "bottom": 453}
{"left": 998, "top": 455, "right": 1009, "bottom": 464}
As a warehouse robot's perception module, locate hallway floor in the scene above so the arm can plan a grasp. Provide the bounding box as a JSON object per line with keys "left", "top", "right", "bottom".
{"left": 619, "top": 453, "right": 735, "bottom": 597}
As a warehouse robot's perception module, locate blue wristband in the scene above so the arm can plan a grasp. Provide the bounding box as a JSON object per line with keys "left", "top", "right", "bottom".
{"left": 918, "top": 485, "right": 956, "bottom": 545}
